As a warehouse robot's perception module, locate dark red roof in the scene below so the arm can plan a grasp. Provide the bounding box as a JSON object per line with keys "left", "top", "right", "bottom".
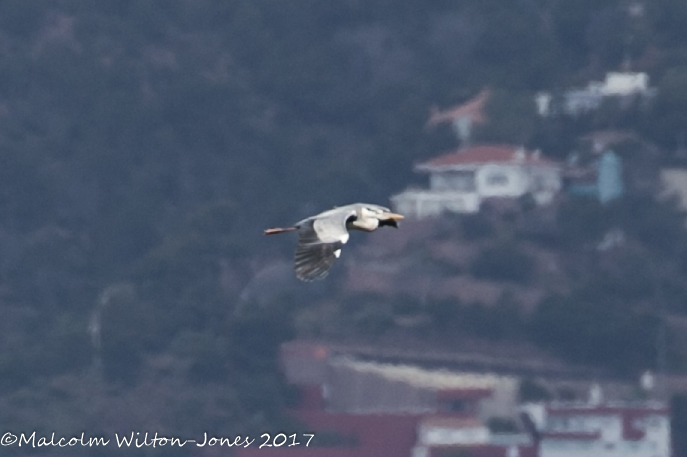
{"left": 417, "top": 145, "right": 554, "bottom": 170}
{"left": 298, "top": 385, "right": 325, "bottom": 411}
{"left": 236, "top": 411, "right": 420, "bottom": 457}
{"left": 418, "top": 415, "right": 484, "bottom": 429}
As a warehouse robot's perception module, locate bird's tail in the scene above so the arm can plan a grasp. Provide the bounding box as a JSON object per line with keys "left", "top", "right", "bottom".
{"left": 264, "top": 226, "right": 298, "bottom": 235}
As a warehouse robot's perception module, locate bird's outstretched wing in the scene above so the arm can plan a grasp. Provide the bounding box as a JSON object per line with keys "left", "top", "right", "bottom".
{"left": 294, "top": 209, "right": 355, "bottom": 281}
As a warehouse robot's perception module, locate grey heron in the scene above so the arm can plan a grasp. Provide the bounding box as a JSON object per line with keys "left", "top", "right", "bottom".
{"left": 264, "top": 203, "right": 404, "bottom": 281}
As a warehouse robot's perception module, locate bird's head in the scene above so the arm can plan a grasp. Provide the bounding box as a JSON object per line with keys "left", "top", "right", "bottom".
{"left": 359, "top": 205, "right": 404, "bottom": 228}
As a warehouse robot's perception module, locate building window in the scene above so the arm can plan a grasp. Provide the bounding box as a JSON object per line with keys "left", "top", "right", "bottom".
{"left": 432, "top": 171, "right": 476, "bottom": 191}
{"left": 439, "top": 399, "right": 471, "bottom": 413}
{"left": 487, "top": 173, "right": 509, "bottom": 186}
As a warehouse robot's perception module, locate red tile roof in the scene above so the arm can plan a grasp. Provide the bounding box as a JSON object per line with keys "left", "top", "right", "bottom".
{"left": 419, "top": 415, "right": 484, "bottom": 429}
{"left": 417, "top": 145, "right": 554, "bottom": 170}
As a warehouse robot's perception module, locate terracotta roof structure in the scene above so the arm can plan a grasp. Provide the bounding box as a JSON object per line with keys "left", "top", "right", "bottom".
{"left": 426, "top": 89, "right": 490, "bottom": 129}
{"left": 419, "top": 416, "right": 484, "bottom": 429}
{"left": 416, "top": 145, "right": 554, "bottom": 170}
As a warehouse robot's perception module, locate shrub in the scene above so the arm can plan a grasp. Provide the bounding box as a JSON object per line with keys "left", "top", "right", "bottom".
{"left": 519, "top": 378, "right": 551, "bottom": 402}
{"left": 461, "top": 213, "right": 494, "bottom": 240}
{"left": 529, "top": 293, "right": 660, "bottom": 373}
{"left": 470, "top": 243, "right": 534, "bottom": 283}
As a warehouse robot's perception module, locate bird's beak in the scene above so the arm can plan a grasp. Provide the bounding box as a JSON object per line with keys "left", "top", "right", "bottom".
{"left": 379, "top": 212, "right": 404, "bottom": 228}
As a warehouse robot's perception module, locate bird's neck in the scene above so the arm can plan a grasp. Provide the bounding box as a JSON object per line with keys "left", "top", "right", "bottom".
{"left": 349, "top": 218, "right": 379, "bottom": 232}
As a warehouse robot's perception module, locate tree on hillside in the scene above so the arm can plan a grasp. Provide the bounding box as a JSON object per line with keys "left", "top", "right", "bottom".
{"left": 473, "top": 90, "right": 538, "bottom": 145}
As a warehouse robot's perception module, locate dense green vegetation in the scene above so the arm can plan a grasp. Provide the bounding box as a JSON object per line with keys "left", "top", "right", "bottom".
{"left": 2, "top": 0, "right": 687, "bottom": 450}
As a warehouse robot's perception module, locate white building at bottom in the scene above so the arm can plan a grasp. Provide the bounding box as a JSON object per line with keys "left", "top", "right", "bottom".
{"left": 521, "top": 400, "right": 671, "bottom": 457}
{"left": 411, "top": 416, "right": 536, "bottom": 457}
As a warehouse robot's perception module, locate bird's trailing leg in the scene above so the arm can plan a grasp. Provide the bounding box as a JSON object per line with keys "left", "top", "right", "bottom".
{"left": 264, "top": 226, "right": 298, "bottom": 235}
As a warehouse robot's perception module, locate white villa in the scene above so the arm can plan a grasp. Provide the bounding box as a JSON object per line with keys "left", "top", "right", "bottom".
{"left": 537, "top": 72, "right": 656, "bottom": 117}
{"left": 521, "top": 400, "right": 671, "bottom": 457}
{"left": 391, "top": 144, "right": 562, "bottom": 218}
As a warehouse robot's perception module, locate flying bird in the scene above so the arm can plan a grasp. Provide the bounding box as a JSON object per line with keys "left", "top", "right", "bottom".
{"left": 264, "top": 203, "right": 404, "bottom": 281}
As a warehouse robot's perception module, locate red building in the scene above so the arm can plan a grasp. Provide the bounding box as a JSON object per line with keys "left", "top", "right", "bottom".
{"left": 237, "top": 342, "right": 537, "bottom": 457}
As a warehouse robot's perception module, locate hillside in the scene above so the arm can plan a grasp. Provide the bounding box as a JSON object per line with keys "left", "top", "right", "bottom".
{"left": 2, "top": 0, "right": 687, "bottom": 453}
{"left": 284, "top": 186, "right": 687, "bottom": 376}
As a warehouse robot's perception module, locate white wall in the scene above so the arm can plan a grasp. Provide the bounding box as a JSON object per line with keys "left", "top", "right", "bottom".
{"left": 391, "top": 189, "right": 480, "bottom": 218}
{"left": 418, "top": 424, "right": 490, "bottom": 446}
{"left": 392, "top": 161, "right": 561, "bottom": 218}
{"left": 547, "top": 415, "right": 622, "bottom": 441}
{"left": 539, "top": 409, "right": 671, "bottom": 457}
{"left": 476, "top": 164, "right": 528, "bottom": 198}
{"left": 429, "top": 170, "right": 476, "bottom": 192}
{"left": 602, "top": 72, "right": 649, "bottom": 96}
{"left": 541, "top": 439, "right": 666, "bottom": 457}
